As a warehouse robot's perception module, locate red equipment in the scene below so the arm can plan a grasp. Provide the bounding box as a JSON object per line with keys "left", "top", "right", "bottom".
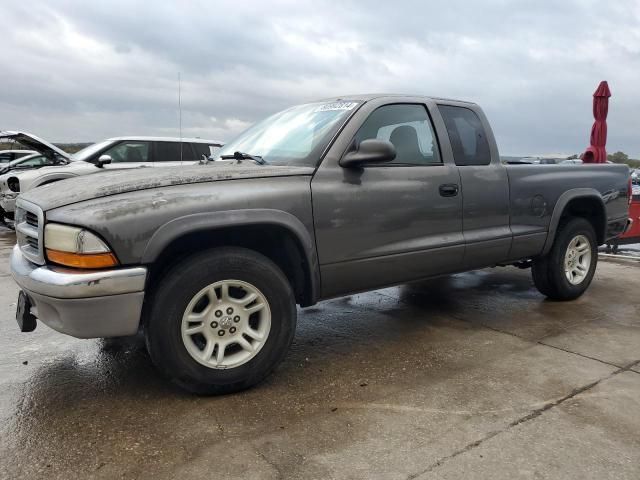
{"left": 583, "top": 81, "right": 611, "bottom": 164}
{"left": 607, "top": 180, "right": 640, "bottom": 252}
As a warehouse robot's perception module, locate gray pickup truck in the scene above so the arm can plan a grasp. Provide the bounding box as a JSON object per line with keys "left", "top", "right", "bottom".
{"left": 11, "top": 95, "right": 632, "bottom": 394}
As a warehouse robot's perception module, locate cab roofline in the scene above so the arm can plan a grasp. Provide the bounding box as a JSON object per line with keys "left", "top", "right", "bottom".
{"left": 316, "top": 93, "right": 477, "bottom": 105}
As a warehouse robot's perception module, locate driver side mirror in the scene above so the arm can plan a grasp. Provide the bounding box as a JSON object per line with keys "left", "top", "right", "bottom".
{"left": 340, "top": 139, "right": 396, "bottom": 168}
{"left": 97, "top": 154, "right": 112, "bottom": 168}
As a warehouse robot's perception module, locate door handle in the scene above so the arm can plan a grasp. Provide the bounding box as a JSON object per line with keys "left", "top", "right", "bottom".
{"left": 439, "top": 183, "right": 459, "bottom": 197}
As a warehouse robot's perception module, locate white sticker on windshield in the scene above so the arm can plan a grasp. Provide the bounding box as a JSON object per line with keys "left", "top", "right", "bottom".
{"left": 314, "top": 102, "right": 358, "bottom": 112}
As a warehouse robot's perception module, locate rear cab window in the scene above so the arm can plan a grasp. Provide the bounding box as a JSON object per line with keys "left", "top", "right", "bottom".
{"left": 438, "top": 105, "right": 491, "bottom": 166}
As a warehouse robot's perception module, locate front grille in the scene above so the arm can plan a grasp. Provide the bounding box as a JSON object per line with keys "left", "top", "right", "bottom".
{"left": 25, "top": 211, "right": 38, "bottom": 228}
{"left": 15, "top": 200, "right": 45, "bottom": 265}
{"left": 25, "top": 236, "right": 39, "bottom": 249}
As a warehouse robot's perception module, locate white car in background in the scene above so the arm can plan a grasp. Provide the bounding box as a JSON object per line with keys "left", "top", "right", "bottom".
{"left": 0, "top": 132, "right": 223, "bottom": 221}
{"left": 0, "top": 149, "right": 37, "bottom": 164}
{"left": 559, "top": 158, "right": 584, "bottom": 165}
{"left": 0, "top": 152, "right": 67, "bottom": 176}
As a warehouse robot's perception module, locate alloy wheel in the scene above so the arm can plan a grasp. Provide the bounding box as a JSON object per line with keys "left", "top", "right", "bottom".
{"left": 181, "top": 279, "right": 271, "bottom": 369}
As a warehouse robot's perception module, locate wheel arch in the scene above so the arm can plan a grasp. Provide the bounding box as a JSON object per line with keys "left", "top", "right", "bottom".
{"left": 142, "top": 209, "right": 320, "bottom": 307}
{"left": 542, "top": 188, "right": 606, "bottom": 255}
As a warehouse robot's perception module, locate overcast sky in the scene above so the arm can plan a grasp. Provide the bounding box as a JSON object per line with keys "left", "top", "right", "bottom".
{"left": 2, "top": 0, "right": 639, "bottom": 156}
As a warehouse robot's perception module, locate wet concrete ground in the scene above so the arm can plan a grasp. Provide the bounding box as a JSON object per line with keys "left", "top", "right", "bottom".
{"left": 0, "top": 225, "right": 639, "bottom": 480}
{"left": 600, "top": 242, "right": 640, "bottom": 258}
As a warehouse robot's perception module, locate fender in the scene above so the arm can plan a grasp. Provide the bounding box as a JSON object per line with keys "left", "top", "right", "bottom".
{"left": 141, "top": 208, "right": 321, "bottom": 304}
{"left": 542, "top": 188, "right": 606, "bottom": 255}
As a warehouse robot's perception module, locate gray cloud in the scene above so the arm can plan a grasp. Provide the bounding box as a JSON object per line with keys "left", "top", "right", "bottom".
{"left": 1, "top": 0, "right": 639, "bottom": 156}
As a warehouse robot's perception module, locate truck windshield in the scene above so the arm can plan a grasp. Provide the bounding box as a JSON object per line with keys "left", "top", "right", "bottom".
{"left": 214, "top": 101, "right": 361, "bottom": 167}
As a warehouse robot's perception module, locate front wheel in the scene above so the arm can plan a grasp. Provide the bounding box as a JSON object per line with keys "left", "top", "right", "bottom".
{"left": 145, "top": 247, "right": 297, "bottom": 395}
{"left": 532, "top": 217, "right": 598, "bottom": 301}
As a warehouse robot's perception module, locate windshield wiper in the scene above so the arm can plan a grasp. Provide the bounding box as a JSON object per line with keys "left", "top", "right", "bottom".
{"left": 220, "top": 151, "right": 267, "bottom": 165}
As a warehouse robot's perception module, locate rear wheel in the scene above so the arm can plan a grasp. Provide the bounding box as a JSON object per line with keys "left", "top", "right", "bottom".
{"left": 532, "top": 217, "right": 598, "bottom": 300}
{"left": 145, "top": 247, "right": 297, "bottom": 395}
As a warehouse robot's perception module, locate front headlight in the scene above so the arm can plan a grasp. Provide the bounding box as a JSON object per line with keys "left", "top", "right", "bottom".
{"left": 44, "top": 223, "right": 119, "bottom": 268}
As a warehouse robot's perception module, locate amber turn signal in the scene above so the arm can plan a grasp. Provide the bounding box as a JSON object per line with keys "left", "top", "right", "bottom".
{"left": 46, "top": 249, "right": 119, "bottom": 269}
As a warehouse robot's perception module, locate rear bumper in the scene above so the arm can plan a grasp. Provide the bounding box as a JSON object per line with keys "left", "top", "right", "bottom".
{"left": 10, "top": 246, "right": 147, "bottom": 338}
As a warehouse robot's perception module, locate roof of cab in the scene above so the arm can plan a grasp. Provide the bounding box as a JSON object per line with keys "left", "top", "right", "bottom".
{"left": 318, "top": 93, "right": 477, "bottom": 105}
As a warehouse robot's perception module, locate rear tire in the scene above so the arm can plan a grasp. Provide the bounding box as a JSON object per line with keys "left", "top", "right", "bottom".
{"left": 145, "top": 247, "right": 297, "bottom": 395}
{"left": 532, "top": 217, "right": 598, "bottom": 300}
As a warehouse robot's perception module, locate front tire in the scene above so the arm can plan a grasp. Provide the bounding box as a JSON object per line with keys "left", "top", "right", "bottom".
{"left": 145, "top": 247, "right": 297, "bottom": 395}
{"left": 532, "top": 217, "right": 598, "bottom": 300}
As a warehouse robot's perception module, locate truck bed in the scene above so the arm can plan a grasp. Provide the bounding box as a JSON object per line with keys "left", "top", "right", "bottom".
{"left": 505, "top": 162, "right": 630, "bottom": 234}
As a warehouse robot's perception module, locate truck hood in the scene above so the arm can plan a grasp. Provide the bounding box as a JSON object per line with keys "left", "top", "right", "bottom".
{"left": 20, "top": 163, "right": 315, "bottom": 211}
{"left": 0, "top": 131, "right": 72, "bottom": 160}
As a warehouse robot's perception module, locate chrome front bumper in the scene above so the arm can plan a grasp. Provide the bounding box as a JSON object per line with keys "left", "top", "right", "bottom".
{"left": 10, "top": 246, "right": 147, "bottom": 338}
